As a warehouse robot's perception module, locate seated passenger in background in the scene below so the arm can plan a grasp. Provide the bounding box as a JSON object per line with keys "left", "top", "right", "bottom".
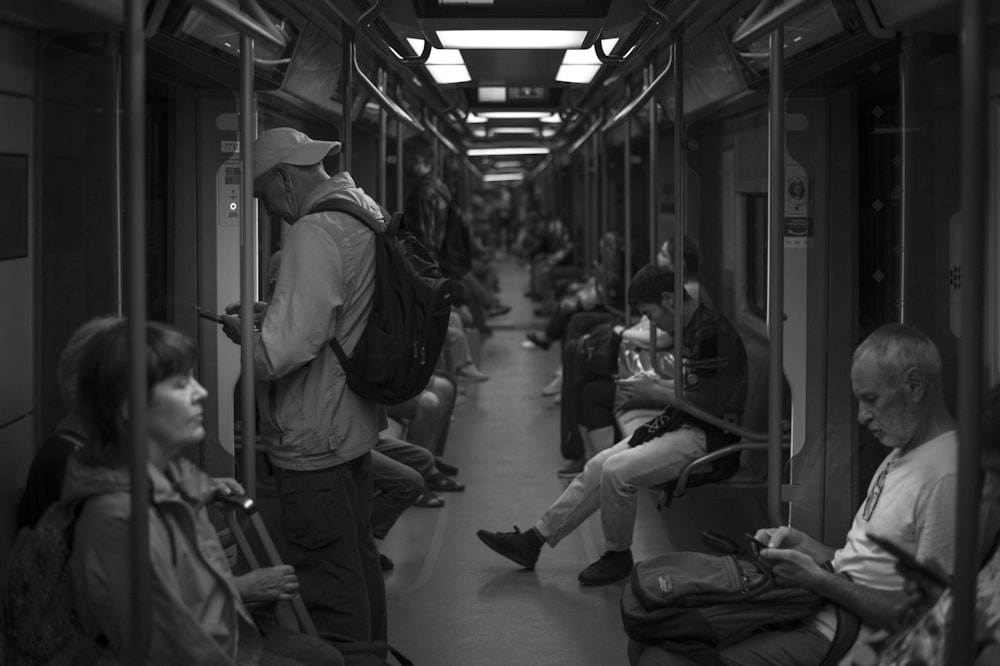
{"left": 387, "top": 375, "right": 465, "bottom": 492}
{"left": 64, "top": 319, "right": 341, "bottom": 665}
{"left": 444, "top": 309, "right": 489, "bottom": 382}
{"left": 477, "top": 263, "right": 747, "bottom": 585}
{"left": 867, "top": 384, "right": 1000, "bottom": 666}
{"left": 621, "top": 235, "right": 713, "bottom": 351}
{"left": 17, "top": 315, "right": 118, "bottom": 530}
{"left": 628, "top": 323, "right": 1000, "bottom": 666}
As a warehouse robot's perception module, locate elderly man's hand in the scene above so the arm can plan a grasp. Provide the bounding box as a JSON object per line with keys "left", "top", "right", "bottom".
{"left": 760, "top": 548, "right": 825, "bottom": 589}
{"left": 235, "top": 565, "right": 300, "bottom": 602}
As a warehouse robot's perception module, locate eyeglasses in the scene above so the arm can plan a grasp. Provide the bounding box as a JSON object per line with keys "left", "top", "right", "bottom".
{"left": 863, "top": 466, "right": 888, "bottom": 521}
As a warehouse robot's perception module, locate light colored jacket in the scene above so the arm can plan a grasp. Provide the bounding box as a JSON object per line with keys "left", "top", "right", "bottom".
{"left": 254, "top": 172, "right": 383, "bottom": 470}
{"left": 63, "top": 455, "right": 262, "bottom": 665}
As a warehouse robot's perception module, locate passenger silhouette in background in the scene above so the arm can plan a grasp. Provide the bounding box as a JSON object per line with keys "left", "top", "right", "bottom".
{"left": 224, "top": 127, "right": 385, "bottom": 644}
{"left": 477, "top": 263, "right": 747, "bottom": 586}
{"left": 17, "top": 315, "right": 118, "bottom": 531}
{"left": 628, "top": 324, "right": 1000, "bottom": 666}
{"left": 63, "top": 320, "right": 342, "bottom": 665}
{"left": 402, "top": 134, "right": 493, "bottom": 336}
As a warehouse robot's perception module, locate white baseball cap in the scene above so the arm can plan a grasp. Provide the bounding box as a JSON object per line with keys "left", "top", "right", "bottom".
{"left": 253, "top": 127, "right": 341, "bottom": 180}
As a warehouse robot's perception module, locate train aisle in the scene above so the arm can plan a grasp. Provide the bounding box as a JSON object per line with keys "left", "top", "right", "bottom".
{"left": 380, "top": 257, "right": 766, "bottom": 666}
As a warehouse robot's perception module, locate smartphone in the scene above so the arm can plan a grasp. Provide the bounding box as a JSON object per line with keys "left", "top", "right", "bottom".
{"left": 867, "top": 532, "right": 952, "bottom": 588}
{"left": 744, "top": 532, "right": 773, "bottom": 575}
{"left": 197, "top": 309, "right": 226, "bottom": 325}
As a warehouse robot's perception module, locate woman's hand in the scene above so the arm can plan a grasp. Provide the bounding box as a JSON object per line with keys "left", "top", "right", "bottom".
{"left": 234, "top": 565, "right": 300, "bottom": 602}
{"left": 211, "top": 477, "right": 245, "bottom": 497}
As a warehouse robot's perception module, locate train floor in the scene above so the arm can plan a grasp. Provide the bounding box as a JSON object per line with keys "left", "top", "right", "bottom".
{"left": 378, "top": 257, "right": 768, "bottom": 666}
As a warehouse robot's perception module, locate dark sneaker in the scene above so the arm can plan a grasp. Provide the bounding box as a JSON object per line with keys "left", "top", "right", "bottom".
{"left": 578, "top": 549, "right": 633, "bottom": 585}
{"left": 557, "top": 459, "right": 585, "bottom": 478}
{"left": 476, "top": 527, "right": 542, "bottom": 570}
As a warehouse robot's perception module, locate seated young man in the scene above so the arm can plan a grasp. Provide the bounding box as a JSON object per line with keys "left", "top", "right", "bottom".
{"left": 477, "top": 263, "right": 748, "bottom": 585}
{"left": 628, "top": 323, "right": 1000, "bottom": 666}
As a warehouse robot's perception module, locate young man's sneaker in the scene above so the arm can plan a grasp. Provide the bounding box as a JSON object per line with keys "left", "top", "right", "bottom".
{"left": 578, "top": 549, "right": 633, "bottom": 585}
{"left": 557, "top": 459, "right": 585, "bottom": 478}
{"left": 476, "top": 526, "right": 544, "bottom": 570}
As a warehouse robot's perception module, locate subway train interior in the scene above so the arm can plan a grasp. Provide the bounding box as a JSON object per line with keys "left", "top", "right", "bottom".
{"left": 2, "top": 0, "right": 1000, "bottom": 663}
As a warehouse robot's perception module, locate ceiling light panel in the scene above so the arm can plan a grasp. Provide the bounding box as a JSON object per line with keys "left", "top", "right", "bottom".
{"left": 438, "top": 29, "right": 587, "bottom": 49}
{"left": 483, "top": 172, "right": 526, "bottom": 182}
{"left": 478, "top": 87, "right": 507, "bottom": 103}
{"left": 555, "top": 63, "right": 600, "bottom": 84}
{"left": 477, "top": 111, "right": 550, "bottom": 119}
{"left": 426, "top": 64, "right": 471, "bottom": 84}
{"left": 468, "top": 147, "right": 550, "bottom": 156}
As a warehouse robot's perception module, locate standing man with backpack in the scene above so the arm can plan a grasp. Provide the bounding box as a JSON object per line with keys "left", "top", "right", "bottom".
{"left": 222, "top": 127, "right": 386, "bottom": 645}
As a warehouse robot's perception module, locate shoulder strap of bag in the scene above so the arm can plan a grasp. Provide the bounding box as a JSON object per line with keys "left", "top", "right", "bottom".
{"left": 818, "top": 571, "right": 862, "bottom": 666}
{"left": 308, "top": 198, "right": 383, "bottom": 233}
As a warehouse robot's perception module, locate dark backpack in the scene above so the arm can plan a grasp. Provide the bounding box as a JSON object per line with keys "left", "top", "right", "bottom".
{"left": 620, "top": 551, "right": 826, "bottom": 665}
{"left": 1, "top": 501, "right": 111, "bottom": 665}
{"left": 307, "top": 198, "right": 453, "bottom": 405}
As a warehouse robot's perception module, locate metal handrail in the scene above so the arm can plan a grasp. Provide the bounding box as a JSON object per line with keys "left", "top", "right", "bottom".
{"left": 238, "top": 31, "right": 257, "bottom": 500}
{"left": 731, "top": 0, "right": 825, "bottom": 48}
{"left": 350, "top": 43, "right": 426, "bottom": 133}
{"left": 568, "top": 110, "right": 604, "bottom": 154}
{"left": 601, "top": 45, "right": 673, "bottom": 132}
{"left": 190, "top": 0, "right": 287, "bottom": 50}
{"left": 124, "top": 0, "right": 151, "bottom": 661}
{"left": 423, "top": 111, "right": 460, "bottom": 154}
{"left": 951, "top": 1, "right": 987, "bottom": 662}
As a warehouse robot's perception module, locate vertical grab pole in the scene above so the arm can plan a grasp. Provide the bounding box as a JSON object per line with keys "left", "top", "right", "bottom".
{"left": 377, "top": 68, "right": 388, "bottom": 204}
{"left": 624, "top": 118, "right": 633, "bottom": 323}
{"left": 647, "top": 64, "right": 657, "bottom": 265}
{"left": 239, "top": 27, "right": 257, "bottom": 499}
{"left": 395, "top": 118, "right": 404, "bottom": 211}
{"left": 341, "top": 24, "right": 354, "bottom": 171}
{"left": 766, "top": 27, "right": 786, "bottom": 527}
{"left": 672, "top": 35, "right": 685, "bottom": 377}
{"left": 124, "top": 0, "right": 151, "bottom": 660}
{"left": 951, "top": 0, "right": 986, "bottom": 662}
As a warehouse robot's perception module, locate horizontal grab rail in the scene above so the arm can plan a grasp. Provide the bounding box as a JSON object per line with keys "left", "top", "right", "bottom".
{"left": 350, "top": 43, "right": 426, "bottom": 133}
{"left": 731, "top": 0, "right": 826, "bottom": 48}
{"left": 568, "top": 111, "right": 605, "bottom": 154}
{"left": 191, "top": 0, "right": 287, "bottom": 50}
{"left": 423, "top": 112, "right": 460, "bottom": 154}
{"left": 601, "top": 44, "right": 674, "bottom": 132}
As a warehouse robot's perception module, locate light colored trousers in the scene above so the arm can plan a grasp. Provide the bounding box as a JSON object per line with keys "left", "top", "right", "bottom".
{"left": 535, "top": 424, "right": 706, "bottom": 551}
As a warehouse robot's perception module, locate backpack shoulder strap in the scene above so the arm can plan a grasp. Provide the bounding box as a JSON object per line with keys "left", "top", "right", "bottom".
{"left": 307, "top": 198, "right": 386, "bottom": 234}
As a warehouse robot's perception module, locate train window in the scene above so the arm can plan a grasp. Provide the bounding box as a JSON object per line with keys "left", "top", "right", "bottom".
{"left": 0, "top": 153, "right": 28, "bottom": 260}
{"left": 741, "top": 192, "right": 768, "bottom": 323}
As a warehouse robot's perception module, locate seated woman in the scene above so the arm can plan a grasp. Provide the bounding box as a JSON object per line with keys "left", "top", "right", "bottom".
{"left": 63, "top": 319, "right": 342, "bottom": 665}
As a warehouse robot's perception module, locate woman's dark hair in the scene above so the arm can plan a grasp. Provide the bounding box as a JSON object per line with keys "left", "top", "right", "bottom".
{"left": 75, "top": 320, "right": 197, "bottom": 467}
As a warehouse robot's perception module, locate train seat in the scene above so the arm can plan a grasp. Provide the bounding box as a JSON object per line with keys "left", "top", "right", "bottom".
{"left": 613, "top": 327, "right": 790, "bottom": 506}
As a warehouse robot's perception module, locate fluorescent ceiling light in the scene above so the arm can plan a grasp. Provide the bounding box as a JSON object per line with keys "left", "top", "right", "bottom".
{"left": 478, "top": 87, "right": 507, "bottom": 103}
{"left": 406, "top": 38, "right": 470, "bottom": 83}
{"left": 493, "top": 160, "right": 522, "bottom": 169}
{"left": 465, "top": 112, "right": 488, "bottom": 123}
{"left": 477, "top": 111, "right": 550, "bottom": 119}
{"left": 467, "top": 147, "right": 550, "bottom": 156}
{"left": 471, "top": 128, "right": 487, "bottom": 137}
{"left": 542, "top": 127, "right": 557, "bottom": 138}
{"left": 437, "top": 30, "right": 587, "bottom": 49}
{"left": 540, "top": 113, "right": 562, "bottom": 123}
{"left": 426, "top": 64, "right": 471, "bottom": 84}
{"left": 555, "top": 63, "right": 600, "bottom": 84}
{"left": 490, "top": 127, "right": 539, "bottom": 135}
{"left": 483, "top": 172, "right": 525, "bottom": 182}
